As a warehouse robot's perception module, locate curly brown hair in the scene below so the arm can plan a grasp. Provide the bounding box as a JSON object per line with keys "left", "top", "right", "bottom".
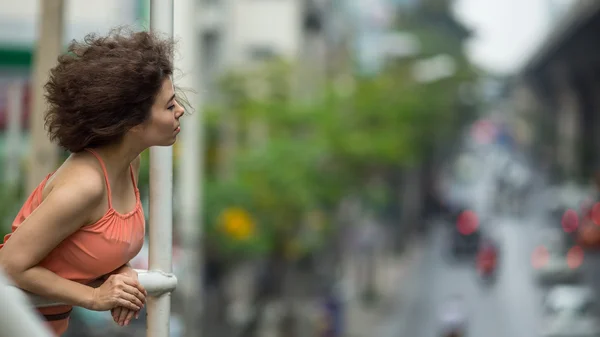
{"left": 44, "top": 27, "right": 175, "bottom": 152}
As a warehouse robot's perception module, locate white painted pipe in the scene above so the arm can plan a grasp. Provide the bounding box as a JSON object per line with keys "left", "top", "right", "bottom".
{"left": 3, "top": 269, "right": 178, "bottom": 308}
{"left": 174, "top": 0, "right": 204, "bottom": 335}
{"left": 0, "top": 269, "right": 54, "bottom": 337}
{"left": 149, "top": 0, "right": 175, "bottom": 336}
{"left": 135, "top": 269, "right": 178, "bottom": 297}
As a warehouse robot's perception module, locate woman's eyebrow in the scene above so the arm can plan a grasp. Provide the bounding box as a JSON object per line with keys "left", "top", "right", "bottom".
{"left": 164, "top": 94, "right": 176, "bottom": 107}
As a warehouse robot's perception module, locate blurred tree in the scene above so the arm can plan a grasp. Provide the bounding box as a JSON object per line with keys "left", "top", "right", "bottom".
{"left": 199, "top": 2, "right": 480, "bottom": 333}
{"left": 202, "top": 2, "right": 480, "bottom": 259}
{"left": 0, "top": 177, "right": 27, "bottom": 238}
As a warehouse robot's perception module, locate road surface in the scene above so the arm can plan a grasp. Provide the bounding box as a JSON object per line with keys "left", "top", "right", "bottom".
{"left": 394, "top": 217, "right": 545, "bottom": 337}
{"left": 381, "top": 141, "right": 549, "bottom": 337}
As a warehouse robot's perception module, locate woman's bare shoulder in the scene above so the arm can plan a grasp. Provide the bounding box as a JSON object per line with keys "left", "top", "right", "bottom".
{"left": 43, "top": 153, "right": 106, "bottom": 201}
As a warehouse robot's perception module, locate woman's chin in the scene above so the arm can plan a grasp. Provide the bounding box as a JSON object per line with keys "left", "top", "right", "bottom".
{"left": 151, "top": 138, "right": 177, "bottom": 147}
{"left": 166, "top": 138, "right": 177, "bottom": 146}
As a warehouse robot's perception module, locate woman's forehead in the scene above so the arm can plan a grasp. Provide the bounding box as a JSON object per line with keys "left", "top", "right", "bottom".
{"left": 158, "top": 78, "right": 175, "bottom": 100}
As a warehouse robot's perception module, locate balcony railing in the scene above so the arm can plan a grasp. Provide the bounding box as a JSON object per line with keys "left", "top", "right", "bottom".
{"left": 0, "top": 268, "right": 178, "bottom": 337}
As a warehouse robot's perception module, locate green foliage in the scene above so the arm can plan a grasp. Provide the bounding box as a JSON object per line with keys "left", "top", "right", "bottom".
{"left": 0, "top": 181, "right": 26, "bottom": 238}
{"left": 201, "top": 2, "right": 480, "bottom": 261}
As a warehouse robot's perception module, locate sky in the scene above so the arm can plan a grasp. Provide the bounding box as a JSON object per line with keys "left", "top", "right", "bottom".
{"left": 453, "top": 0, "right": 574, "bottom": 75}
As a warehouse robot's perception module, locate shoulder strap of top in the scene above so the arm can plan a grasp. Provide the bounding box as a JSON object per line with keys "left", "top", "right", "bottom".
{"left": 84, "top": 148, "right": 113, "bottom": 207}
{"left": 129, "top": 164, "right": 138, "bottom": 190}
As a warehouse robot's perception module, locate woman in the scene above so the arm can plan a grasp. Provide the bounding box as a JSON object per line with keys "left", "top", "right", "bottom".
{"left": 0, "top": 27, "right": 184, "bottom": 336}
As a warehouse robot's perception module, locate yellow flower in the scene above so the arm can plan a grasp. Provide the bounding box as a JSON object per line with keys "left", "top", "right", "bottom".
{"left": 220, "top": 207, "right": 255, "bottom": 240}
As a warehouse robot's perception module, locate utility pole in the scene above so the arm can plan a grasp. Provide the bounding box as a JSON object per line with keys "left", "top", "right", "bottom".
{"left": 28, "top": 0, "right": 63, "bottom": 193}
{"left": 174, "top": 0, "right": 204, "bottom": 335}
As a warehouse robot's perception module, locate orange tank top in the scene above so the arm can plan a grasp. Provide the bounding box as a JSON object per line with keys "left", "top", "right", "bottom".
{"left": 0, "top": 149, "right": 145, "bottom": 336}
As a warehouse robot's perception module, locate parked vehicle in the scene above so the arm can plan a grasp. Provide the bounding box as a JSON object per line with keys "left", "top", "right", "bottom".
{"left": 535, "top": 230, "right": 582, "bottom": 286}
{"left": 540, "top": 285, "right": 600, "bottom": 337}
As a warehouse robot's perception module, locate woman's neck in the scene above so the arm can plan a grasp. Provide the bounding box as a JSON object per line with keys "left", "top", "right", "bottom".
{"left": 92, "top": 142, "right": 144, "bottom": 176}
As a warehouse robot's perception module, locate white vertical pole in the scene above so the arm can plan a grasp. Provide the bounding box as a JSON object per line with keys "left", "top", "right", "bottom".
{"left": 0, "top": 270, "right": 54, "bottom": 337}
{"left": 6, "top": 82, "right": 23, "bottom": 185}
{"left": 149, "top": 1, "right": 174, "bottom": 337}
{"left": 174, "top": 0, "right": 204, "bottom": 336}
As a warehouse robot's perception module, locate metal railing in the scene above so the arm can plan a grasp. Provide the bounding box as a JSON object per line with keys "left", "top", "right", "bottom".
{"left": 4, "top": 269, "right": 177, "bottom": 308}
{"left": 0, "top": 269, "right": 54, "bottom": 337}
{"left": 0, "top": 268, "right": 178, "bottom": 337}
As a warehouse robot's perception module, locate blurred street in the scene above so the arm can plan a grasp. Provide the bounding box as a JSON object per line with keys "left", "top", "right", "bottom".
{"left": 372, "top": 133, "right": 600, "bottom": 337}
{"left": 370, "top": 130, "right": 553, "bottom": 337}
{"left": 395, "top": 217, "right": 544, "bottom": 337}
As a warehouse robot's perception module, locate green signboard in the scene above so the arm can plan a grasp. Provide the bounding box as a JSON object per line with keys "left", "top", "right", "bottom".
{"left": 0, "top": 47, "right": 32, "bottom": 69}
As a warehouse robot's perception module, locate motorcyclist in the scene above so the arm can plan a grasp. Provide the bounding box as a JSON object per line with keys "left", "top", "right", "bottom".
{"left": 438, "top": 295, "right": 467, "bottom": 337}
{"left": 476, "top": 238, "right": 499, "bottom": 277}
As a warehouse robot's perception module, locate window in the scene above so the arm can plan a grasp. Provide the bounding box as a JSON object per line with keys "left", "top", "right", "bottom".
{"left": 247, "top": 46, "right": 277, "bottom": 62}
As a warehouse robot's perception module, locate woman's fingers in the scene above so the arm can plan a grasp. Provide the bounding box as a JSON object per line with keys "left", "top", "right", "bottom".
{"left": 120, "top": 276, "right": 146, "bottom": 296}
{"left": 111, "top": 307, "right": 122, "bottom": 323}
{"left": 121, "top": 285, "right": 146, "bottom": 305}
{"left": 118, "top": 307, "right": 130, "bottom": 326}
{"left": 124, "top": 309, "right": 136, "bottom": 326}
{"left": 111, "top": 307, "right": 140, "bottom": 326}
{"left": 116, "top": 298, "right": 141, "bottom": 311}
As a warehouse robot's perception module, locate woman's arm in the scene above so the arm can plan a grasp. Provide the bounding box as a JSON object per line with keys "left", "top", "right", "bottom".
{"left": 0, "top": 170, "right": 130, "bottom": 309}
{"left": 102, "top": 263, "right": 137, "bottom": 280}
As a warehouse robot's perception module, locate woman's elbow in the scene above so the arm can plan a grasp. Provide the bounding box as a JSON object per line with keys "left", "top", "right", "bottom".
{"left": 0, "top": 255, "right": 28, "bottom": 285}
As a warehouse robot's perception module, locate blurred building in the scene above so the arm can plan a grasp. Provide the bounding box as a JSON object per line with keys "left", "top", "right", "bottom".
{"left": 517, "top": 0, "right": 600, "bottom": 181}
{"left": 199, "top": 0, "right": 338, "bottom": 102}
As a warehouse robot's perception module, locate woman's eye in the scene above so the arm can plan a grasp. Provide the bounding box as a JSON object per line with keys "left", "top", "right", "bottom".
{"left": 168, "top": 104, "right": 175, "bottom": 111}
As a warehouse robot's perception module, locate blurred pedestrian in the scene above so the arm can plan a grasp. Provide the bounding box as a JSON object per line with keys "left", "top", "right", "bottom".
{"left": 0, "top": 27, "right": 185, "bottom": 336}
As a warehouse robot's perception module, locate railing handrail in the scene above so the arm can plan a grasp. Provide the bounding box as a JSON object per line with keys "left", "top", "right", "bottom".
{"left": 0, "top": 269, "right": 54, "bottom": 337}
{"left": 3, "top": 269, "right": 177, "bottom": 308}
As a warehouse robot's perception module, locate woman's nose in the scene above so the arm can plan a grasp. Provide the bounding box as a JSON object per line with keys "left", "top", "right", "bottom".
{"left": 175, "top": 106, "right": 184, "bottom": 119}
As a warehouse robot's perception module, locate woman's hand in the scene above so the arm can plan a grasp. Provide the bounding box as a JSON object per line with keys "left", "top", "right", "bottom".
{"left": 89, "top": 274, "right": 146, "bottom": 312}
{"left": 112, "top": 305, "right": 141, "bottom": 326}
{"left": 110, "top": 266, "right": 146, "bottom": 326}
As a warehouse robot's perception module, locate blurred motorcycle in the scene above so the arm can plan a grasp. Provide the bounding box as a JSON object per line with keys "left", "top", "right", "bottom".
{"left": 476, "top": 239, "right": 499, "bottom": 284}
{"left": 438, "top": 295, "right": 468, "bottom": 337}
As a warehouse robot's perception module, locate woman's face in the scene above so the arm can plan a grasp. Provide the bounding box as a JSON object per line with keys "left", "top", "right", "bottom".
{"left": 139, "top": 77, "right": 184, "bottom": 147}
